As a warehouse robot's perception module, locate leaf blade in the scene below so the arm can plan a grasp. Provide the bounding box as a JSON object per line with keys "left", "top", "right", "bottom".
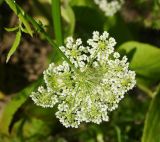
{"left": 19, "top": 14, "right": 33, "bottom": 36}
{"left": 4, "top": 26, "right": 19, "bottom": 32}
{"left": 6, "top": 30, "right": 21, "bottom": 63}
{"left": 141, "top": 87, "right": 160, "bottom": 142}
{"left": 118, "top": 41, "right": 160, "bottom": 82}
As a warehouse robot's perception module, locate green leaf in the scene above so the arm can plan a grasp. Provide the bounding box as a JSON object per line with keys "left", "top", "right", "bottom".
{"left": 141, "top": 87, "right": 160, "bottom": 142}
{"left": 20, "top": 26, "right": 29, "bottom": 34}
{"left": 4, "top": 26, "right": 19, "bottom": 32}
{"left": 5, "top": 0, "right": 33, "bottom": 36}
{"left": 0, "top": 79, "right": 42, "bottom": 134}
{"left": 6, "top": 30, "right": 21, "bottom": 63}
{"left": 18, "top": 14, "right": 33, "bottom": 36}
{"left": 118, "top": 41, "right": 160, "bottom": 83}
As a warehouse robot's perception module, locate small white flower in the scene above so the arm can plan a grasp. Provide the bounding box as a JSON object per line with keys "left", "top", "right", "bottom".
{"left": 114, "top": 52, "right": 120, "bottom": 58}
{"left": 94, "top": 0, "right": 124, "bottom": 16}
{"left": 30, "top": 86, "right": 58, "bottom": 108}
{"left": 30, "top": 31, "right": 136, "bottom": 128}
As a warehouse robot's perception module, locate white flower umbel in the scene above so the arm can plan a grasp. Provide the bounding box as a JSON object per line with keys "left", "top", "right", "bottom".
{"left": 30, "top": 31, "right": 136, "bottom": 128}
{"left": 94, "top": 0, "right": 124, "bottom": 16}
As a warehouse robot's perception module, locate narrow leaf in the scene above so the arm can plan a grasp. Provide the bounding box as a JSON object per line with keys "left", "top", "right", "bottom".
{"left": 4, "top": 26, "right": 19, "bottom": 32}
{"left": 142, "top": 87, "right": 160, "bottom": 142}
{"left": 6, "top": 30, "right": 21, "bottom": 63}
{"left": 5, "top": 0, "right": 33, "bottom": 36}
{"left": 19, "top": 14, "right": 33, "bottom": 36}
{"left": 20, "top": 26, "right": 29, "bottom": 34}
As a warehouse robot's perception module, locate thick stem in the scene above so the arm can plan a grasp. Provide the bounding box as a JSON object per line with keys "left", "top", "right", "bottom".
{"left": 51, "top": 0, "right": 63, "bottom": 46}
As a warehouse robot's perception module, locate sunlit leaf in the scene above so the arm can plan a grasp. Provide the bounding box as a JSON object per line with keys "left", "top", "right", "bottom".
{"left": 118, "top": 41, "right": 160, "bottom": 83}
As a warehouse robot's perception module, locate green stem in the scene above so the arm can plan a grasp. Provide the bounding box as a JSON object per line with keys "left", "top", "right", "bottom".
{"left": 26, "top": 15, "right": 77, "bottom": 72}
{"left": 51, "top": 0, "right": 63, "bottom": 46}
{"left": 114, "top": 125, "right": 122, "bottom": 142}
{"left": 137, "top": 84, "right": 154, "bottom": 98}
{"left": 5, "top": 0, "right": 78, "bottom": 72}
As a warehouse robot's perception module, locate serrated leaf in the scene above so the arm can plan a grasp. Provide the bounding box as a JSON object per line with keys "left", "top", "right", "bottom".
{"left": 4, "top": 26, "right": 19, "bottom": 32}
{"left": 118, "top": 41, "right": 160, "bottom": 83}
{"left": 141, "top": 87, "right": 160, "bottom": 142}
{"left": 0, "top": 79, "right": 42, "bottom": 134}
{"left": 6, "top": 30, "right": 21, "bottom": 63}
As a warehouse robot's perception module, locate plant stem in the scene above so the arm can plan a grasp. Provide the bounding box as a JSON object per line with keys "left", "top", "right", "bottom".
{"left": 114, "top": 125, "right": 122, "bottom": 142}
{"left": 5, "top": 0, "right": 78, "bottom": 72}
{"left": 137, "top": 84, "right": 154, "bottom": 98}
{"left": 51, "top": 0, "right": 63, "bottom": 46}
{"left": 26, "top": 15, "right": 78, "bottom": 72}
